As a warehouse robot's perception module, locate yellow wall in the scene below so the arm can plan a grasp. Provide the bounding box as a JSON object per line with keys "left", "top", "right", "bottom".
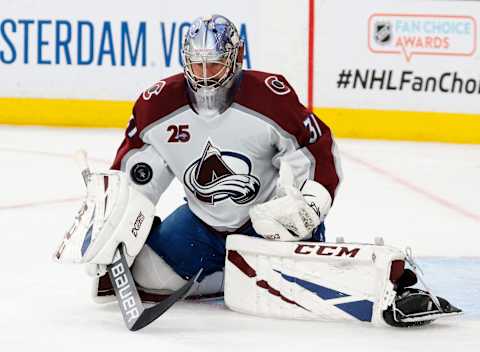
{"left": 1, "top": 97, "right": 479, "bottom": 143}
{"left": 315, "top": 108, "right": 480, "bottom": 144}
{"left": 0, "top": 98, "right": 132, "bottom": 128}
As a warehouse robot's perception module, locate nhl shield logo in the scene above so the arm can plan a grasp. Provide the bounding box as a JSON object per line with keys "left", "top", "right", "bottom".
{"left": 184, "top": 141, "right": 260, "bottom": 205}
{"left": 374, "top": 21, "right": 393, "bottom": 45}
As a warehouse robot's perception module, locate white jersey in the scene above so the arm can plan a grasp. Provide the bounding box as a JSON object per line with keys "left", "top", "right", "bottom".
{"left": 112, "top": 70, "right": 341, "bottom": 233}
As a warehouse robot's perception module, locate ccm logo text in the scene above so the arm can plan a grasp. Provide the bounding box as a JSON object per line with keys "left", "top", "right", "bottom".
{"left": 294, "top": 244, "right": 360, "bottom": 258}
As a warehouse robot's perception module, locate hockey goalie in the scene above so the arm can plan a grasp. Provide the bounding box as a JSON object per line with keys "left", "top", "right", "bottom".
{"left": 53, "top": 14, "right": 461, "bottom": 330}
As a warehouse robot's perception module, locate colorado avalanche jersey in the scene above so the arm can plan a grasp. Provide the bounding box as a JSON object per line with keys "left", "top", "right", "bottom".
{"left": 112, "top": 70, "right": 341, "bottom": 232}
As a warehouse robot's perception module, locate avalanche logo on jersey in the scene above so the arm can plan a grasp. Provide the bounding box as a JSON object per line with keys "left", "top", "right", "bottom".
{"left": 184, "top": 141, "right": 260, "bottom": 205}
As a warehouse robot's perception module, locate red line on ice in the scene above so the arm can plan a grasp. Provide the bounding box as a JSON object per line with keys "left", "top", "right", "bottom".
{"left": 0, "top": 147, "right": 110, "bottom": 164}
{"left": 342, "top": 151, "right": 480, "bottom": 223}
{"left": 0, "top": 147, "right": 109, "bottom": 210}
{"left": 0, "top": 197, "right": 82, "bottom": 210}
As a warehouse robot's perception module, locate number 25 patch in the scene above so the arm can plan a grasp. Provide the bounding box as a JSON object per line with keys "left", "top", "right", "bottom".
{"left": 167, "top": 124, "right": 191, "bottom": 143}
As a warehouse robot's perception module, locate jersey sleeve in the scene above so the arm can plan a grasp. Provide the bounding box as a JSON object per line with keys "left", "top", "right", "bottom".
{"left": 236, "top": 71, "right": 342, "bottom": 201}
{"left": 111, "top": 107, "right": 174, "bottom": 205}
{"left": 111, "top": 74, "right": 188, "bottom": 204}
{"left": 274, "top": 110, "right": 342, "bottom": 201}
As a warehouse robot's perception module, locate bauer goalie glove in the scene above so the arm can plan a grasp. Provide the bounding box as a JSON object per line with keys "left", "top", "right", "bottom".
{"left": 249, "top": 161, "right": 332, "bottom": 241}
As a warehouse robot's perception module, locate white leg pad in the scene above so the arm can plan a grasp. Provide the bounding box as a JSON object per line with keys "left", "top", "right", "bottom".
{"left": 132, "top": 245, "right": 187, "bottom": 292}
{"left": 190, "top": 270, "right": 224, "bottom": 297}
{"left": 225, "top": 235, "right": 403, "bottom": 325}
{"left": 132, "top": 245, "right": 224, "bottom": 297}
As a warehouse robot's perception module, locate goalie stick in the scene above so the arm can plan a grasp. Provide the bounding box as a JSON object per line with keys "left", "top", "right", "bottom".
{"left": 107, "top": 245, "right": 201, "bottom": 331}
{"left": 74, "top": 150, "right": 201, "bottom": 331}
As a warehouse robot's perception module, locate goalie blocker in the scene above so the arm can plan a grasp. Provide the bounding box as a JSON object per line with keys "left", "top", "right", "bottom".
{"left": 224, "top": 235, "right": 462, "bottom": 327}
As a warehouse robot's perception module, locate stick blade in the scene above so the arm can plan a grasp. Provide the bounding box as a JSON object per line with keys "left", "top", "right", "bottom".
{"left": 130, "top": 270, "right": 201, "bottom": 331}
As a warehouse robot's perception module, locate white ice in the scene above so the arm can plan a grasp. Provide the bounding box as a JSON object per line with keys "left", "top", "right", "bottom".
{"left": 0, "top": 125, "right": 479, "bottom": 351}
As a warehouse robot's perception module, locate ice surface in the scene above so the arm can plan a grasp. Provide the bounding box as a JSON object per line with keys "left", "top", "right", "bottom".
{"left": 0, "top": 126, "right": 479, "bottom": 351}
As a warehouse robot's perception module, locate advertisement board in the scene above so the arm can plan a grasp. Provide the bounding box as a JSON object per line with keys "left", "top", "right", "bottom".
{"left": 313, "top": 0, "right": 480, "bottom": 142}
{"left": 0, "top": 0, "right": 309, "bottom": 126}
{"left": 1, "top": 0, "right": 478, "bottom": 143}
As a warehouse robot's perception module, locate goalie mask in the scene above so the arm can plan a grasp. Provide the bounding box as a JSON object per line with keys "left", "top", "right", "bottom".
{"left": 182, "top": 15, "right": 243, "bottom": 117}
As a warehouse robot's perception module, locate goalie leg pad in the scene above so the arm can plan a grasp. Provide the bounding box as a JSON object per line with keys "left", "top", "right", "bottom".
{"left": 225, "top": 236, "right": 462, "bottom": 326}
{"left": 132, "top": 245, "right": 224, "bottom": 298}
{"left": 92, "top": 243, "right": 225, "bottom": 303}
{"left": 132, "top": 245, "right": 187, "bottom": 292}
{"left": 224, "top": 235, "right": 403, "bottom": 325}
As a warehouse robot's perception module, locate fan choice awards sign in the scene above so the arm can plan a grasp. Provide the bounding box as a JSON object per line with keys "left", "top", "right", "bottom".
{"left": 313, "top": 0, "right": 480, "bottom": 143}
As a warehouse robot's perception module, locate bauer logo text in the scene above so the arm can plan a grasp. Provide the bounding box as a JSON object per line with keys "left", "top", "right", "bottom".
{"left": 111, "top": 262, "right": 140, "bottom": 322}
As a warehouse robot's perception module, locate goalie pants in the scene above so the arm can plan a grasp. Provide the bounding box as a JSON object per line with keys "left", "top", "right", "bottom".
{"left": 146, "top": 203, "right": 326, "bottom": 281}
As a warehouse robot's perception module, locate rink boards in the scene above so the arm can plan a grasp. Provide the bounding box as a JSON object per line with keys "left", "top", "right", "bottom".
{"left": 1, "top": 0, "right": 480, "bottom": 143}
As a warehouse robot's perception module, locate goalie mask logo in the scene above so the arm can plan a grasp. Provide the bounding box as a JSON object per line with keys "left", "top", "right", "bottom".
{"left": 184, "top": 141, "right": 260, "bottom": 205}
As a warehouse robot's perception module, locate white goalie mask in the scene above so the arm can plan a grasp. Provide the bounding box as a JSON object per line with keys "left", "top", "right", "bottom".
{"left": 182, "top": 15, "right": 243, "bottom": 117}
